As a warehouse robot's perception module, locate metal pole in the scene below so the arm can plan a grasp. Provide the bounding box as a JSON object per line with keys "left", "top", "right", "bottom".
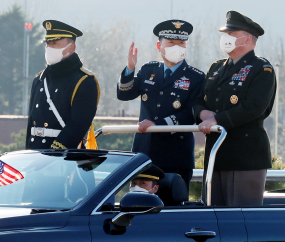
{"left": 275, "top": 63, "right": 280, "bottom": 155}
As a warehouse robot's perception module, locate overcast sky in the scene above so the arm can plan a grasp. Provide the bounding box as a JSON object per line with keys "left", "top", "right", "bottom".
{"left": 1, "top": 0, "right": 284, "bottom": 71}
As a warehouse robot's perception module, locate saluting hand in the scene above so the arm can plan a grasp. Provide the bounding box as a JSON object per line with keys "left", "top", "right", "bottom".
{"left": 128, "top": 42, "right": 138, "bottom": 71}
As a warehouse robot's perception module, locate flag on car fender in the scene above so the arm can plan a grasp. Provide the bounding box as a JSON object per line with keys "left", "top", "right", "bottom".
{"left": 0, "top": 160, "right": 24, "bottom": 186}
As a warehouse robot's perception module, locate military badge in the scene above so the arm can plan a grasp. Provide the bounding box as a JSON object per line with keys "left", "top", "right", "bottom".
{"left": 149, "top": 74, "right": 155, "bottom": 80}
{"left": 230, "top": 95, "right": 238, "bottom": 104}
{"left": 226, "top": 12, "right": 231, "bottom": 21}
{"left": 232, "top": 65, "right": 253, "bottom": 82}
{"left": 173, "top": 100, "right": 181, "bottom": 109}
{"left": 172, "top": 21, "right": 184, "bottom": 29}
{"left": 142, "top": 94, "right": 148, "bottom": 101}
{"left": 229, "top": 81, "right": 235, "bottom": 85}
{"left": 144, "top": 80, "right": 155, "bottom": 85}
{"left": 264, "top": 68, "right": 272, "bottom": 73}
{"left": 46, "top": 22, "right": 52, "bottom": 30}
{"left": 173, "top": 77, "right": 190, "bottom": 90}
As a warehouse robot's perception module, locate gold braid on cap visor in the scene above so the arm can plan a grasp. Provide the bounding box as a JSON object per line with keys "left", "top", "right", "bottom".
{"left": 137, "top": 174, "right": 159, "bottom": 180}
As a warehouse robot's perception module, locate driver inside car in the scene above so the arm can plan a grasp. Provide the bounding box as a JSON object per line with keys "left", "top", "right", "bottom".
{"left": 129, "top": 165, "right": 165, "bottom": 194}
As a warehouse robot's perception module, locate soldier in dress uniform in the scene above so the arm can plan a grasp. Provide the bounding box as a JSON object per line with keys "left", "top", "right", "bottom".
{"left": 26, "top": 20, "right": 100, "bottom": 150}
{"left": 117, "top": 20, "right": 205, "bottom": 191}
{"left": 193, "top": 11, "right": 276, "bottom": 206}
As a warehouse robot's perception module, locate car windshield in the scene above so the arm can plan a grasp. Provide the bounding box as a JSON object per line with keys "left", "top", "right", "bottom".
{"left": 0, "top": 150, "right": 131, "bottom": 209}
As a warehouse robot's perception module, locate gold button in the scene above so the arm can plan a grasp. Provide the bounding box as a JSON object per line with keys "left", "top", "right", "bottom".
{"left": 154, "top": 116, "right": 158, "bottom": 120}
{"left": 33, "top": 121, "right": 36, "bottom": 126}
{"left": 160, "top": 91, "right": 163, "bottom": 95}
{"left": 55, "top": 89, "right": 58, "bottom": 92}
{"left": 42, "top": 139, "right": 46, "bottom": 143}
{"left": 216, "top": 98, "right": 219, "bottom": 101}
{"left": 217, "top": 87, "right": 221, "bottom": 91}
{"left": 216, "top": 109, "right": 219, "bottom": 113}
{"left": 49, "top": 107, "right": 52, "bottom": 110}
{"left": 44, "top": 123, "right": 48, "bottom": 127}
{"left": 40, "top": 88, "right": 43, "bottom": 92}
{"left": 36, "top": 104, "right": 39, "bottom": 108}
{"left": 31, "top": 138, "right": 34, "bottom": 142}
{"left": 157, "top": 104, "right": 161, "bottom": 108}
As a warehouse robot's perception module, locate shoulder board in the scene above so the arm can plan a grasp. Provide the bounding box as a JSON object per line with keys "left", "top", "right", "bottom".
{"left": 143, "top": 61, "right": 160, "bottom": 66}
{"left": 36, "top": 70, "right": 44, "bottom": 77}
{"left": 80, "top": 67, "right": 95, "bottom": 76}
{"left": 188, "top": 66, "right": 205, "bottom": 76}
{"left": 214, "top": 58, "right": 227, "bottom": 64}
{"left": 256, "top": 56, "right": 270, "bottom": 63}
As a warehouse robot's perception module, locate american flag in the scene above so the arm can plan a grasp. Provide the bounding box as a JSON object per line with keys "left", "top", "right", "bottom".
{"left": 0, "top": 160, "right": 24, "bottom": 186}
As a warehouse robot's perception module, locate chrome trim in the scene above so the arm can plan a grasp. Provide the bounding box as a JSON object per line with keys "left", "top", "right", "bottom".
{"left": 160, "top": 209, "right": 215, "bottom": 213}
{"left": 95, "top": 128, "right": 102, "bottom": 138}
{"left": 214, "top": 208, "right": 242, "bottom": 212}
{"left": 205, "top": 126, "right": 227, "bottom": 206}
{"left": 91, "top": 160, "right": 152, "bottom": 214}
{"left": 242, "top": 208, "right": 285, "bottom": 212}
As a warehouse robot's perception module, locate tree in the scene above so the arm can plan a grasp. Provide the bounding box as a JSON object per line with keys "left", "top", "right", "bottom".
{"left": 0, "top": 5, "right": 45, "bottom": 114}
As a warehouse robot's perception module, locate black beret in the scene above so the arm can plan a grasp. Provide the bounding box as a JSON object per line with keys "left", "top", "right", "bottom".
{"left": 42, "top": 20, "right": 83, "bottom": 42}
{"left": 219, "top": 10, "right": 264, "bottom": 38}
{"left": 135, "top": 165, "right": 165, "bottom": 181}
{"left": 153, "top": 19, "right": 193, "bottom": 41}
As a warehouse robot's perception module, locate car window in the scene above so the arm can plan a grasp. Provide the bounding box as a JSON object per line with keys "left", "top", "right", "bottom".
{"left": 0, "top": 151, "right": 132, "bottom": 210}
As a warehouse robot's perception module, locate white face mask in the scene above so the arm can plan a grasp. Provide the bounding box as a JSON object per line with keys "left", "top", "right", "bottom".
{"left": 45, "top": 43, "right": 71, "bottom": 65}
{"left": 220, "top": 33, "right": 247, "bottom": 54}
{"left": 161, "top": 44, "right": 186, "bottom": 64}
{"left": 129, "top": 185, "right": 156, "bottom": 193}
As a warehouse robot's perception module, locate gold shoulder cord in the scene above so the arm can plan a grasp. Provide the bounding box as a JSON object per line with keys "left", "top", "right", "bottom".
{"left": 71, "top": 67, "right": 100, "bottom": 107}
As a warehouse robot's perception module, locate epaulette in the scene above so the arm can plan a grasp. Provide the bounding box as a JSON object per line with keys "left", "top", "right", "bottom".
{"left": 188, "top": 66, "right": 205, "bottom": 76}
{"left": 36, "top": 70, "right": 44, "bottom": 77}
{"left": 80, "top": 67, "right": 95, "bottom": 76}
{"left": 256, "top": 56, "right": 269, "bottom": 63}
{"left": 143, "top": 61, "right": 160, "bottom": 66}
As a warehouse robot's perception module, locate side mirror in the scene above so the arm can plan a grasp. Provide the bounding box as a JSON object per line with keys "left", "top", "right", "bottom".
{"left": 112, "top": 192, "right": 164, "bottom": 227}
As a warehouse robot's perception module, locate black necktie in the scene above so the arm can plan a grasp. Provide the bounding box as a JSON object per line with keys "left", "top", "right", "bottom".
{"left": 165, "top": 69, "right": 172, "bottom": 79}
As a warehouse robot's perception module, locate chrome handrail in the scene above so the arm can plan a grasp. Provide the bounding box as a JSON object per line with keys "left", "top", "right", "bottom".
{"left": 95, "top": 124, "right": 227, "bottom": 206}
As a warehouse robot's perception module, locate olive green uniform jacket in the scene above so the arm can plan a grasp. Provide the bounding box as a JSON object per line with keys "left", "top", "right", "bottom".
{"left": 193, "top": 50, "right": 276, "bottom": 171}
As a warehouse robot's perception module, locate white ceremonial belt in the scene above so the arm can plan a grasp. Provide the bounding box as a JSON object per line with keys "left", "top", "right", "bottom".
{"left": 31, "top": 127, "right": 61, "bottom": 138}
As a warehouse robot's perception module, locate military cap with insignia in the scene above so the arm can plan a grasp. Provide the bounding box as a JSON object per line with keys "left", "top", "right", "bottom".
{"left": 219, "top": 10, "right": 264, "bottom": 38}
{"left": 135, "top": 165, "right": 165, "bottom": 181}
{"left": 42, "top": 20, "right": 83, "bottom": 42}
{"left": 153, "top": 19, "right": 193, "bottom": 41}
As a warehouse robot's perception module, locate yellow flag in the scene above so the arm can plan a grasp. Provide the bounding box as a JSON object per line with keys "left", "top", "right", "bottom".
{"left": 86, "top": 124, "right": 98, "bottom": 150}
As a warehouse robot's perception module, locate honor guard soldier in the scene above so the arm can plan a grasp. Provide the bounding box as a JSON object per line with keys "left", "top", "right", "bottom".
{"left": 26, "top": 20, "right": 100, "bottom": 150}
{"left": 193, "top": 11, "right": 276, "bottom": 206}
{"left": 117, "top": 20, "right": 205, "bottom": 191}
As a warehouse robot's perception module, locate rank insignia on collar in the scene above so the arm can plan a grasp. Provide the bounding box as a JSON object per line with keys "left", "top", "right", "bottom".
{"left": 171, "top": 92, "right": 176, "bottom": 96}
{"left": 230, "top": 95, "right": 238, "bottom": 104}
{"left": 172, "top": 21, "right": 184, "bottom": 29}
{"left": 213, "top": 71, "right": 219, "bottom": 76}
{"left": 142, "top": 94, "right": 148, "bottom": 101}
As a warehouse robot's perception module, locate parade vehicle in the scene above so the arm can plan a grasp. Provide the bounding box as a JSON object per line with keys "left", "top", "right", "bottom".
{"left": 0, "top": 125, "right": 285, "bottom": 242}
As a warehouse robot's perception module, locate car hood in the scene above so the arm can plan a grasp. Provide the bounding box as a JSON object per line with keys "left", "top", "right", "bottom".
{"left": 0, "top": 207, "right": 70, "bottom": 232}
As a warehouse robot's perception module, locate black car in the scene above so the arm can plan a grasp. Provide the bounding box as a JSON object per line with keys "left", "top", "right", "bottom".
{"left": 0, "top": 125, "right": 284, "bottom": 242}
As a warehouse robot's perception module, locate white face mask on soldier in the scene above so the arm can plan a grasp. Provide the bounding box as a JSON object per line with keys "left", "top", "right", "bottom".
{"left": 129, "top": 185, "right": 155, "bottom": 193}
{"left": 220, "top": 33, "right": 247, "bottom": 54}
{"left": 161, "top": 44, "right": 186, "bottom": 64}
{"left": 45, "top": 43, "right": 71, "bottom": 65}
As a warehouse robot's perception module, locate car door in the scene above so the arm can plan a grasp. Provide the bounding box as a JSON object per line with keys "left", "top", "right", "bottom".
{"left": 214, "top": 208, "right": 247, "bottom": 242}
{"left": 90, "top": 206, "right": 220, "bottom": 242}
{"left": 242, "top": 206, "right": 285, "bottom": 241}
